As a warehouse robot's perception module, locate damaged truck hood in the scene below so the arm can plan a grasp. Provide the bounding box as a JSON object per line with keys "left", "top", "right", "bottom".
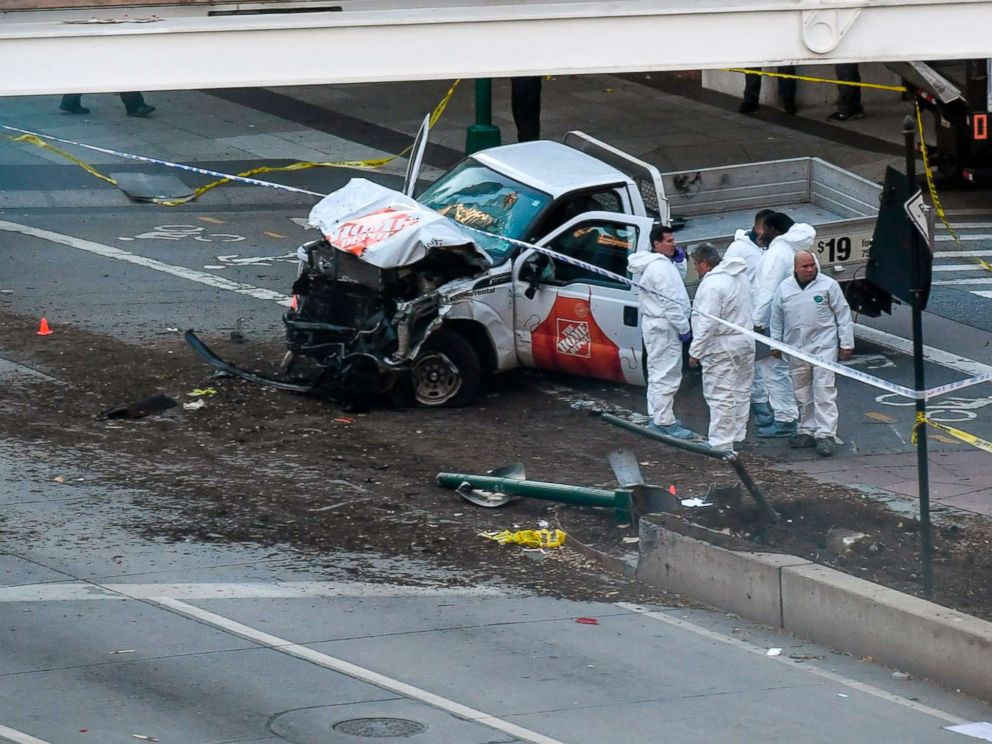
{"left": 308, "top": 178, "right": 493, "bottom": 271}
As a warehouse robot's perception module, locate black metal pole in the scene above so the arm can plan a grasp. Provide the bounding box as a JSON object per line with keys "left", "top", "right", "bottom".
{"left": 903, "top": 115, "right": 934, "bottom": 597}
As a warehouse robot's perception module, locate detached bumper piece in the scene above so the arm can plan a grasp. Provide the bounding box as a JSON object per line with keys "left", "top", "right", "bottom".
{"left": 184, "top": 330, "right": 318, "bottom": 394}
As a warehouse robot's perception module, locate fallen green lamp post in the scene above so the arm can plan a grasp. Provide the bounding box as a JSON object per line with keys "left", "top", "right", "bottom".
{"left": 436, "top": 452, "right": 680, "bottom": 525}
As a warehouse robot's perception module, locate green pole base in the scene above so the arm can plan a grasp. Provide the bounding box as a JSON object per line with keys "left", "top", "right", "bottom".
{"left": 465, "top": 124, "right": 501, "bottom": 155}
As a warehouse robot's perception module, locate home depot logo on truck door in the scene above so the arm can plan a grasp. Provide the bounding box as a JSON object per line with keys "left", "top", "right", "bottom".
{"left": 328, "top": 207, "right": 419, "bottom": 257}
{"left": 531, "top": 295, "right": 624, "bottom": 382}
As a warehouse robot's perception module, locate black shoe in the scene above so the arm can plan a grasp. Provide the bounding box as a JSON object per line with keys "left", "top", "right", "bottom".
{"left": 827, "top": 109, "right": 864, "bottom": 122}
{"left": 815, "top": 437, "right": 836, "bottom": 457}
{"left": 59, "top": 103, "right": 90, "bottom": 115}
{"left": 738, "top": 101, "right": 759, "bottom": 115}
{"left": 126, "top": 104, "right": 156, "bottom": 118}
{"left": 789, "top": 433, "right": 816, "bottom": 449}
{"left": 781, "top": 97, "right": 797, "bottom": 115}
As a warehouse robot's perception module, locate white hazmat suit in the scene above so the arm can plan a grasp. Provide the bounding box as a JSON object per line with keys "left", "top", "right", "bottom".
{"left": 689, "top": 257, "right": 755, "bottom": 451}
{"left": 628, "top": 250, "right": 691, "bottom": 427}
{"left": 724, "top": 229, "right": 766, "bottom": 408}
{"left": 770, "top": 270, "right": 854, "bottom": 439}
{"left": 753, "top": 223, "right": 817, "bottom": 424}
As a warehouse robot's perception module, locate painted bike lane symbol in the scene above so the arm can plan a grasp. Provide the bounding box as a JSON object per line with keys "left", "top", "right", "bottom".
{"left": 119, "top": 224, "right": 246, "bottom": 242}
{"left": 875, "top": 392, "right": 992, "bottom": 423}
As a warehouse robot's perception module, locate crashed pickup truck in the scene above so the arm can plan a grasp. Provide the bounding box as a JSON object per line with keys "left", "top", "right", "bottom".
{"left": 282, "top": 130, "right": 881, "bottom": 407}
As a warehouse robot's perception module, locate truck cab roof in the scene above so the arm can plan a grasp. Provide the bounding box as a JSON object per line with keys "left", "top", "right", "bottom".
{"left": 472, "top": 141, "right": 631, "bottom": 198}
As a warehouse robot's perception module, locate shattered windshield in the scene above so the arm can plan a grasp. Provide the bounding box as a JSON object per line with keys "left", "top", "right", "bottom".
{"left": 418, "top": 161, "right": 551, "bottom": 263}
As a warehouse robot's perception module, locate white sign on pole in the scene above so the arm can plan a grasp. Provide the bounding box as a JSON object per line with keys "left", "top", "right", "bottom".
{"left": 904, "top": 190, "right": 930, "bottom": 243}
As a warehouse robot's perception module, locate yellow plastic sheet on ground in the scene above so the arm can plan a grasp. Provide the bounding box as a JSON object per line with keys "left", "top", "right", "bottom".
{"left": 479, "top": 529, "right": 567, "bottom": 549}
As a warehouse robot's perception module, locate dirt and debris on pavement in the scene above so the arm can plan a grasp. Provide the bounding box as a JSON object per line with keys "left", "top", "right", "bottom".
{"left": 1, "top": 307, "right": 991, "bottom": 619}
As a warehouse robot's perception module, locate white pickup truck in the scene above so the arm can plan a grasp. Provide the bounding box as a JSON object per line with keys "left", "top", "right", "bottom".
{"left": 283, "top": 129, "right": 881, "bottom": 406}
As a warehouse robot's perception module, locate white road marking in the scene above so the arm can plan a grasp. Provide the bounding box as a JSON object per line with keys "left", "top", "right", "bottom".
{"left": 151, "top": 598, "right": 569, "bottom": 744}
{"left": 854, "top": 324, "right": 992, "bottom": 378}
{"left": 0, "top": 220, "right": 292, "bottom": 307}
{"left": 974, "top": 291, "right": 992, "bottom": 299}
{"left": 616, "top": 603, "right": 966, "bottom": 726}
{"left": 933, "top": 278, "right": 992, "bottom": 286}
{"left": 932, "top": 264, "right": 992, "bottom": 272}
{"left": 0, "top": 724, "right": 52, "bottom": 744}
{"left": 0, "top": 581, "right": 509, "bottom": 603}
{"left": 933, "top": 250, "right": 992, "bottom": 258}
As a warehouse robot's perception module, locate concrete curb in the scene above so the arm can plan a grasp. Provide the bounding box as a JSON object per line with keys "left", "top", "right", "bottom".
{"left": 632, "top": 515, "right": 992, "bottom": 702}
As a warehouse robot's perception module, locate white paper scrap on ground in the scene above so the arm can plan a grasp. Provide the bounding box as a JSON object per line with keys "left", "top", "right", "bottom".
{"left": 946, "top": 722, "right": 992, "bottom": 741}
{"left": 680, "top": 498, "right": 713, "bottom": 508}
{"left": 766, "top": 648, "right": 782, "bottom": 656}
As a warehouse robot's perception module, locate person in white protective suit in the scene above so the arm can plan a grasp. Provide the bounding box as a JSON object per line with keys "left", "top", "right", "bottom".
{"left": 752, "top": 212, "right": 817, "bottom": 437}
{"left": 628, "top": 223, "right": 697, "bottom": 440}
{"left": 724, "top": 209, "right": 774, "bottom": 426}
{"left": 770, "top": 250, "right": 854, "bottom": 457}
{"left": 687, "top": 244, "right": 755, "bottom": 452}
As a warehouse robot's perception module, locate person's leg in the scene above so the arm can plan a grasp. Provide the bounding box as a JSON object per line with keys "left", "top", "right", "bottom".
{"left": 740, "top": 72, "right": 761, "bottom": 113}
{"left": 834, "top": 64, "right": 863, "bottom": 116}
{"left": 120, "top": 92, "right": 155, "bottom": 117}
{"left": 789, "top": 361, "right": 815, "bottom": 435}
{"left": 763, "top": 355, "right": 798, "bottom": 422}
{"left": 812, "top": 366, "right": 839, "bottom": 438}
{"left": 733, "top": 350, "right": 756, "bottom": 442}
{"left": 643, "top": 319, "right": 682, "bottom": 427}
{"left": 702, "top": 353, "right": 736, "bottom": 450}
{"left": 777, "top": 66, "right": 797, "bottom": 113}
{"left": 510, "top": 77, "right": 542, "bottom": 142}
{"left": 59, "top": 94, "right": 88, "bottom": 114}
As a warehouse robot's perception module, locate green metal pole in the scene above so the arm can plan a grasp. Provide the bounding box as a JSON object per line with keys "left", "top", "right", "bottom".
{"left": 436, "top": 472, "right": 615, "bottom": 508}
{"left": 465, "top": 78, "right": 501, "bottom": 154}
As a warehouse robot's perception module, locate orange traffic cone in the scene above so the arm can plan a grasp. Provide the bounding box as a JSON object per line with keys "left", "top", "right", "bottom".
{"left": 667, "top": 484, "right": 677, "bottom": 498}
{"left": 36, "top": 317, "right": 53, "bottom": 336}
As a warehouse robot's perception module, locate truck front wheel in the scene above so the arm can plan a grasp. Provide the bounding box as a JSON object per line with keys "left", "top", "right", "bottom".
{"left": 410, "top": 330, "right": 481, "bottom": 407}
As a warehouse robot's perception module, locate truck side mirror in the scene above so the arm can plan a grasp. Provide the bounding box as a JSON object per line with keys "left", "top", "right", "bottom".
{"left": 519, "top": 255, "right": 549, "bottom": 299}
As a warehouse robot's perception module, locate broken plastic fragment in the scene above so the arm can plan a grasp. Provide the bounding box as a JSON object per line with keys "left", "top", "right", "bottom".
{"left": 680, "top": 498, "right": 713, "bottom": 508}
{"left": 575, "top": 617, "right": 599, "bottom": 625}
{"left": 183, "top": 399, "right": 206, "bottom": 411}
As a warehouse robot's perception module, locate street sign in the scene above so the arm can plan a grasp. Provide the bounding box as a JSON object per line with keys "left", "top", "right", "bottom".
{"left": 867, "top": 166, "right": 932, "bottom": 310}
{"left": 904, "top": 190, "right": 931, "bottom": 243}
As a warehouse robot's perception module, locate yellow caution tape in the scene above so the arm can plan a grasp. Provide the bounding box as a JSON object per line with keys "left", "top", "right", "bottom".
{"left": 723, "top": 68, "right": 905, "bottom": 92}
{"left": 479, "top": 529, "right": 567, "bottom": 549}
{"left": 912, "top": 412, "right": 992, "bottom": 455}
{"left": 914, "top": 101, "right": 992, "bottom": 274}
{"left": 11, "top": 133, "right": 118, "bottom": 187}
{"left": 7, "top": 79, "right": 461, "bottom": 206}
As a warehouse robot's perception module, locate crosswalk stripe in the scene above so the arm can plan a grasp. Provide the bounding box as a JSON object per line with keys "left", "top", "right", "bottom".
{"left": 933, "top": 250, "right": 992, "bottom": 258}
{"left": 933, "top": 278, "right": 992, "bottom": 286}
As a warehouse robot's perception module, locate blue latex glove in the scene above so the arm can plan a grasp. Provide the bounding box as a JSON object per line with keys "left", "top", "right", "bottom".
{"left": 672, "top": 247, "right": 686, "bottom": 264}
{"left": 678, "top": 331, "right": 692, "bottom": 344}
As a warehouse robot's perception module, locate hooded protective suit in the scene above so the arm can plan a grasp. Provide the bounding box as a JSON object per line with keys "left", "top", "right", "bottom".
{"left": 689, "top": 257, "right": 755, "bottom": 450}
{"left": 628, "top": 250, "right": 690, "bottom": 427}
{"left": 752, "top": 222, "right": 816, "bottom": 424}
{"left": 724, "top": 229, "right": 766, "bottom": 408}
{"left": 724, "top": 229, "right": 762, "bottom": 294}
{"left": 770, "top": 269, "right": 854, "bottom": 438}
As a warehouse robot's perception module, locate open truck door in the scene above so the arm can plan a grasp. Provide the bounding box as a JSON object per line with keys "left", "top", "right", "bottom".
{"left": 402, "top": 114, "right": 431, "bottom": 197}
{"left": 511, "top": 212, "right": 653, "bottom": 386}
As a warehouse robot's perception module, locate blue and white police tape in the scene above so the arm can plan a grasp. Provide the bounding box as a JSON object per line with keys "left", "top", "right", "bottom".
{"left": 1, "top": 124, "right": 327, "bottom": 198}
{"left": 465, "top": 228, "right": 992, "bottom": 402}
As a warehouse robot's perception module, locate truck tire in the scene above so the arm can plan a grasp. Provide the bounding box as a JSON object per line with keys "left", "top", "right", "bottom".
{"left": 410, "top": 330, "right": 481, "bottom": 407}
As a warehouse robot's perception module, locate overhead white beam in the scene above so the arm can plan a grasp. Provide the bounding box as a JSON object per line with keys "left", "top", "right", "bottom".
{"left": 1, "top": 0, "right": 990, "bottom": 96}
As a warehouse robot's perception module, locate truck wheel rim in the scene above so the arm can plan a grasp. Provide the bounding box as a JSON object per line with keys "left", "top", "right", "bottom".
{"left": 412, "top": 352, "right": 462, "bottom": 405}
